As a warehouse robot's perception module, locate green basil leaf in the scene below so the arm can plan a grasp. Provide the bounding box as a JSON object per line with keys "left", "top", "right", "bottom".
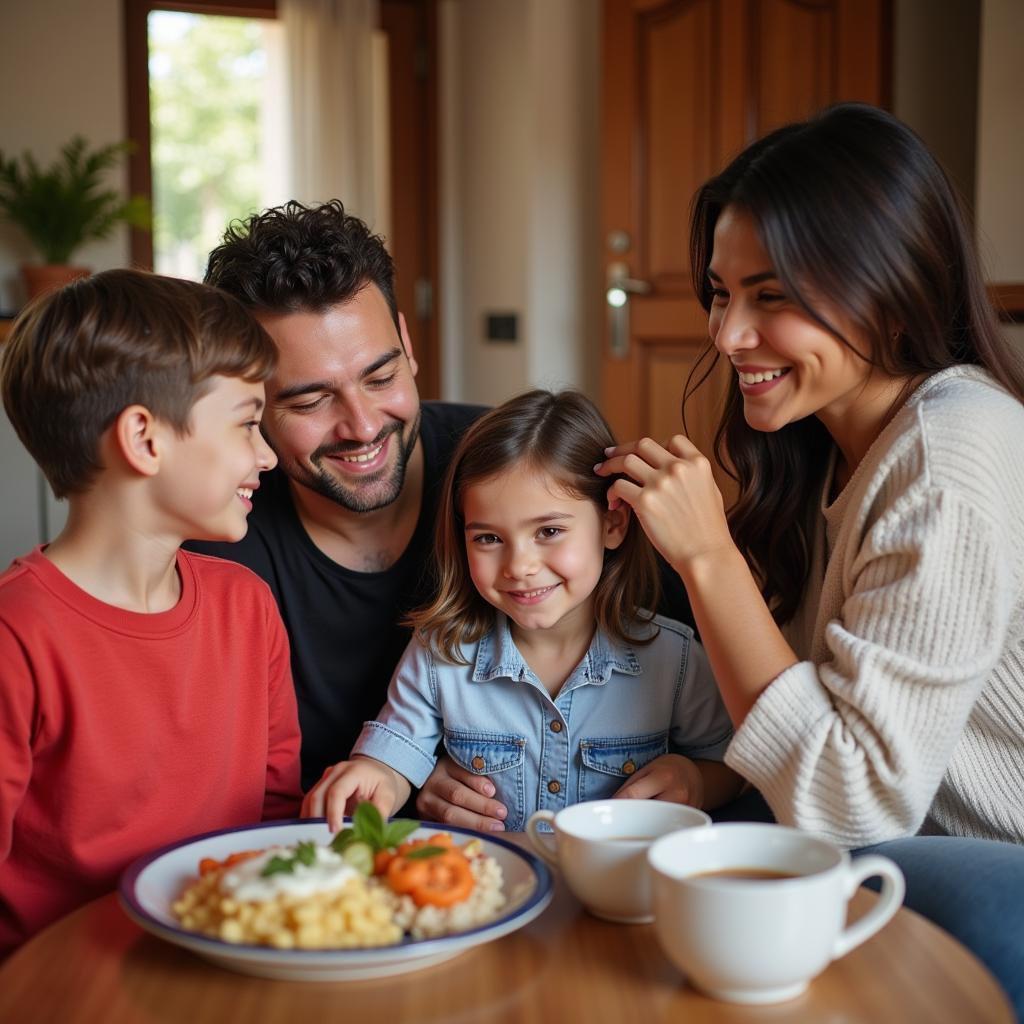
{"left": 260, "top": 854, "right": 295, "bottom": 877}
{"left": 329, "top": 828, "right": 357, "bottom": 853}
{"left": 403, "top": 845, "right": 447, "bottom": 860}
{"left": 352, "top": 802, "right": 386, "bottom": 849}
{"left": 295, "top": 841, "right": 317, "bottom": 867}
{"left": 382, "top": 818, "right": 420, "bottom": 849}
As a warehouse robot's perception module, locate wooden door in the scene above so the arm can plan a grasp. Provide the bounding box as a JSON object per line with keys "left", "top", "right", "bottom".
{"left": 600, "top": 0, "right": 890, "bottom": 484}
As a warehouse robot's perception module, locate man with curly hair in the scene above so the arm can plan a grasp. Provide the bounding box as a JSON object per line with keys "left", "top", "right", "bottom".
{"left": 190, "top": 201, "right": 502, "bottom": 826}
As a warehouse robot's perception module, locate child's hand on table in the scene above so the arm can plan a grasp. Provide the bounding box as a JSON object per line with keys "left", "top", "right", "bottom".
{"left": 302, "top": 756, "right": 411, "bottom": 831}
{"left": 613, "top": 753, "right": 705, "bottom": 808}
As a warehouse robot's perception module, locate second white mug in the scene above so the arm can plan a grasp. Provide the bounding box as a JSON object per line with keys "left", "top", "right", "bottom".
{"left": 648, "top": 823, "right": 906, "bottom": 1003}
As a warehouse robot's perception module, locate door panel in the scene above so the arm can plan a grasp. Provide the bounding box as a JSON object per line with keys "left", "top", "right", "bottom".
{"left": 601, "top": 0, "right": 890, "bottom": 496}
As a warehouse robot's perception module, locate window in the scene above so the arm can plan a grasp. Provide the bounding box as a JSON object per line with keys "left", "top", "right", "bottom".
{"left": 147, "top": 9, "right": 287, "bottom": 279}
{"left": 125, "top": 0, "right": 280, "bottom": 277}
{"left": 125, "top": 0, "right": 441, "bottom": 396}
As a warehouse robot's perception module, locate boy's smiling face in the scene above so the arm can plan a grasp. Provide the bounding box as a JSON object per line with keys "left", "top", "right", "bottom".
{"left": 154, "top": 375, "right": 277, "bottom": 543}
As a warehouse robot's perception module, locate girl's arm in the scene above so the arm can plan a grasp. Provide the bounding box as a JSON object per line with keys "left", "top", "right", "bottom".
{"left": 598, "top": 435, "right": 797, "bottom": 726}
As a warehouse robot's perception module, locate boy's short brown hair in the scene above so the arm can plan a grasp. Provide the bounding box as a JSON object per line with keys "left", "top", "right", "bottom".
{"left": 1, "top": 268, "right": 277, "bottom": 498}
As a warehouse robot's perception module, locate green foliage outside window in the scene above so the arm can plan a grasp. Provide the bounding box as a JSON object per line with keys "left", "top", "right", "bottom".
{"left": 149, "top": 12, "right": 268, "bottom": 279}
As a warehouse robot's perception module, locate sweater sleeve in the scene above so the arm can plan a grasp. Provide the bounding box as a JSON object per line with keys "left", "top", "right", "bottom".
{"left": 0, "top": 622, "right": 34, "bottom": 864}
{"left": 725, "top": 487, "right": 1012, "bottom": 847}
{"left": 260, "top": 600, "right": 303, "bottom": 820}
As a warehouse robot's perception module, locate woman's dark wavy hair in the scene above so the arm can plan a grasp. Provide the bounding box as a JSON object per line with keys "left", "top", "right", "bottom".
{"left": 687, "top": 102, "right": 1024, "bottom": 626}
{"left": 407, "top": 389, "right": 661, "bottom": 663}
{"left": 204, "top": 199, "right": 399, "bottom": 331}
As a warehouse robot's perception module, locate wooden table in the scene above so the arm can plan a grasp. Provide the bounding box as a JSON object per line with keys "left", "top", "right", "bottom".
{"left": 0, "top": 835, "right": 1012, "bottom": 1024}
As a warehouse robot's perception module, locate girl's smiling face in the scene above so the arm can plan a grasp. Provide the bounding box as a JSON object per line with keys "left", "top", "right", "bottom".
{"left": 708, "top": 204, "right": 884, "bottom": 437}
{"left": 462, "top": 462, "right": 627, "bottom": 641}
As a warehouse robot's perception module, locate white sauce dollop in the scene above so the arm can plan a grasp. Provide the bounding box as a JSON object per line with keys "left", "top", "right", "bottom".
{"left": 220, "top": 844, "right": 359, "bottom": 903}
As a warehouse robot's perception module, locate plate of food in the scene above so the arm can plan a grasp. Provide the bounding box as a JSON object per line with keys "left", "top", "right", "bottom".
{"left": 118, "top": 806, "right": 553, "bottom": 981}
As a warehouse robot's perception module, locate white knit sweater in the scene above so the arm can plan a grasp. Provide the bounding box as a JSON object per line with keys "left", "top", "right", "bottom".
{"left": 724, "top": 365, "right": 1024, "bottom": 847}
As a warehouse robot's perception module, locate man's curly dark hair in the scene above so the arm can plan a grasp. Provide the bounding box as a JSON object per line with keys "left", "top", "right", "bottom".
{"left": 204, "top": 199, "right": 399, "bottom": 330}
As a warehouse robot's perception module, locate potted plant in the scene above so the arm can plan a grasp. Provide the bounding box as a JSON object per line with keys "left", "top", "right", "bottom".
{"left": 0, "top": 136, "right": 151, "bottom": 300}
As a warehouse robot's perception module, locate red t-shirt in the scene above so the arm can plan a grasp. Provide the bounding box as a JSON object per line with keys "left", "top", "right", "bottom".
{"left": 0, "top": 548, "right": 302, "bottom": 955}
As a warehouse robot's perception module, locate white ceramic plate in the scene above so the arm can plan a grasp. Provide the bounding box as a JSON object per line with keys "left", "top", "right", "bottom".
{"left": 118, "top": 819, "right": 553, "bottom": 981}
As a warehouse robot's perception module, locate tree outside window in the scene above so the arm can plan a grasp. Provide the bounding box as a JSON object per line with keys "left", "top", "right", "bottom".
{"left": 148, "top": 11, "right": 287, "bottom": 280}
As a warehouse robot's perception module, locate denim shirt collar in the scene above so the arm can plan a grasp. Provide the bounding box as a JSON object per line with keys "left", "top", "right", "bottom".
{"left": 471, "top": 613, "right": 642, "bottom": 688}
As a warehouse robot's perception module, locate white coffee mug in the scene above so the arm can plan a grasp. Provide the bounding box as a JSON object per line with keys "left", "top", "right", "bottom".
{"left": 647, "top": 822, "right": 906, "bottom": 1004}
{"left": 526, "top": 800, "right": 711, "bottom": 923}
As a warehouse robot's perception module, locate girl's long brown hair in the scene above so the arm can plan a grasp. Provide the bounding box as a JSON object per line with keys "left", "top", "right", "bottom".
{"left": 407, "top": 389, "right": 661, "bottom": 664}
{"left": 687, "top": 103, "right": 1024, "bottom": 626}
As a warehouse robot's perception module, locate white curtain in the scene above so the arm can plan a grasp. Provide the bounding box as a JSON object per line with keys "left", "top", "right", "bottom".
{"left": 280, "top": 0, "right": 384, "bottom": 228}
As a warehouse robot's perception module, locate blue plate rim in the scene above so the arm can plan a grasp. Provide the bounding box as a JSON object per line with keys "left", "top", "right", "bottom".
{"left": 118, "top": 818, "right": 554, "bottom": 960}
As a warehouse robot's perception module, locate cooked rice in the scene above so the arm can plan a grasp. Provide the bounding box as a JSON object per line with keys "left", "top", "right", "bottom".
{"left": 172, "top": 848, "right": 506, "bottom": 949}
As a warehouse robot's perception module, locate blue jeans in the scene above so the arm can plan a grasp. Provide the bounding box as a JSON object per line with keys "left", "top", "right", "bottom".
{"left": 856, "top": 836, "right": 1024, "bottom": 1022}
{"left": 712, "top": 794, "right": 1023, "bottom": 1020}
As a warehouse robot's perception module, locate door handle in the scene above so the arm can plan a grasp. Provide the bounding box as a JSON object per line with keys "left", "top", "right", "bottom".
{"left": 606, "top": 261, "right": 651, "bottom": 358}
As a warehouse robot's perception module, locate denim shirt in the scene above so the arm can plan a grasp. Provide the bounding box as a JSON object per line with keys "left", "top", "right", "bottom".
{"left": 353, "top": 613, "right": 732, "bottom": 831}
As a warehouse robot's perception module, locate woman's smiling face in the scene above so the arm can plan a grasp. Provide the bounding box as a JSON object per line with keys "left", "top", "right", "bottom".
{"left": 707, "top": 204, "right": 880, "bottom": 435}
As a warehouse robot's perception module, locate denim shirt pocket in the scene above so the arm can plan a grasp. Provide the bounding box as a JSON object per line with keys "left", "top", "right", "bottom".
{"left": 578, "top": 731, "right": 669, "bottom": 802}
{"left": 443, "top": 729, "right": 528, "bottom": 832}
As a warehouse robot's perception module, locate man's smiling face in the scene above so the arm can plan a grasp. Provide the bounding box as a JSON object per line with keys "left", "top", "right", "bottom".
{"left": 258, "top": 283, "right": 422, "bottom": 514}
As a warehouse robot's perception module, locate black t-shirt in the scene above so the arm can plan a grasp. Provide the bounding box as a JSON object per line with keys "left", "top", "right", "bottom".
{"left": 188, "top": 401, "right": 487, "bottom": 790}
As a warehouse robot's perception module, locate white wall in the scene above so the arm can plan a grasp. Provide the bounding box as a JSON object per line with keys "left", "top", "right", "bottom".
{"left": 0, "top": 0, "right": 129, "bottom": 311}
{"left": 439, "top": 0, "right": 600, "bottom": 406}
{"left": 976, "top": 1, "right": 1024, "bottom": 291}
{"left": 977, "top": 0, "right": 1024, "bottom": 351}
{"left": 893, "top": 0, "right": 980, "bottom": 201}
{"left": 0, "top": 0, "right": 125, "bottom": 565}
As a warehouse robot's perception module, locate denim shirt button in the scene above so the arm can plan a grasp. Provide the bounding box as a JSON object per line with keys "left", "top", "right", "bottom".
{"left": 471, "top": 756, "right": 486, "bottom": 771}
{"left": 622, "top": 759, "right": 637, "bottom": 775}
{"left": 549, "top": 720, "right": 563, "bottom": 733}
{"left": 547, "top": 780, "right": 561, "bottom": 794}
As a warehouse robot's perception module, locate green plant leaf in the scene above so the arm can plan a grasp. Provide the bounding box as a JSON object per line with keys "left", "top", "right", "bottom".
{"left": 382, "top": 819, "right": 421, "bottom": 848}
{"left": 0, "top": 136, "right": 150, "bottom": 264}
{"left": 329, "top": 828, "right": 358, "bottom": 854}
{"left": 260, "top": 854, "right": 295, "bottom": 877}
{"left": 294, "top": 841, "right": 317, "bottom": 867}
{"left": 402, "top": 845, "right": 447, "bottom": 860}
{"left": 352, "top": 803, "right": 386, "bottom": 849}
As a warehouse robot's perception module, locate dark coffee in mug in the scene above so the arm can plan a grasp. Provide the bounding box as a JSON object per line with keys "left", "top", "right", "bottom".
{"left": 689, "top": 867, "right": 801, "bottom": 881}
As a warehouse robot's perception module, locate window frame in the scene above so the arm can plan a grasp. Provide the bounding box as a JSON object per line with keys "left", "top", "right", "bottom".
{"left": 124, "top": 0, "right": 277, "bottom": 271}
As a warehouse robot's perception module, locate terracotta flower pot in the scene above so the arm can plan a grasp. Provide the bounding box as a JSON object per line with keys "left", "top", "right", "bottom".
{"left": 21, "top": 264, "right": 90, "bottom": 301}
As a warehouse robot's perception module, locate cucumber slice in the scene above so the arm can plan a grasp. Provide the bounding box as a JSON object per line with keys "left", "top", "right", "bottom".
{"left": 341, "top": 840, "right": 374, "bottom": 876}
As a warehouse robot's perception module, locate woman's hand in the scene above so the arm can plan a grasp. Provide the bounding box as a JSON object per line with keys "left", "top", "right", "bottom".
{"left": 301, "top": 756, "right": 410, "bottom": 832}
{"left": 596, "top": 435, "right": 734, "bottom": 576}
{"left": 416, "top": 755, "right": 509, "bottom": 831}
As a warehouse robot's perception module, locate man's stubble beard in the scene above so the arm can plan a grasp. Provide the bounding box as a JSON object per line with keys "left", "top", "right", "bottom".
{"left": 275, "top": 410, "right": 422, "bottom": 514}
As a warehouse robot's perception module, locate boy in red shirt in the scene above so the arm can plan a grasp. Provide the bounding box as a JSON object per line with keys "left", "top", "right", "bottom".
{"left": 0, "top": 270, "right": 302, "bottom": 956}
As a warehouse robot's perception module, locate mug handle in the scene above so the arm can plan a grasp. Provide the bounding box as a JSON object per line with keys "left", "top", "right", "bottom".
{"left": 525, "top": 810, "right": 559, "bottom": 868}
{"left": 832, "top": 854, "right": 906, "bottom": 959}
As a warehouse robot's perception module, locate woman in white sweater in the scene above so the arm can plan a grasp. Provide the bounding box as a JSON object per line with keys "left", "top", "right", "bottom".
{"left": 598, "top": 103, "right": 1024, "bottom": 1014}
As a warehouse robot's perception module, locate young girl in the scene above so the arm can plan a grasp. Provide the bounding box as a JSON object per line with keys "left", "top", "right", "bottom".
{"left": 304, "top": 389, "right": 741, "bottom": 831}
